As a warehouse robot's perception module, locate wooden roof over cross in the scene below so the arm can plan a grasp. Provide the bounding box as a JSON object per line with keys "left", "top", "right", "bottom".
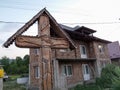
{"left": 3, "top": 8, "right": 76, "bottom": 49}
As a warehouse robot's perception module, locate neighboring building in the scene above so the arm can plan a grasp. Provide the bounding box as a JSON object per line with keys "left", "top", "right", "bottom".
{"left": 108, "top": 41, "right": 120, "bottom": 65}
{"left": 3, "top": 8, "right": 111, "bottom": 90}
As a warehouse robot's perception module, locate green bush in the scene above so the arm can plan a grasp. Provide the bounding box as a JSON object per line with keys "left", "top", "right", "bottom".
{"left": 96, "top": 64, "right": 120, "bottom": 90}
{"left": 71, "top": 64, "right": 120, "bottom": 90}
{"left": 71, "top": 84, "right": 101, "bottom": 90}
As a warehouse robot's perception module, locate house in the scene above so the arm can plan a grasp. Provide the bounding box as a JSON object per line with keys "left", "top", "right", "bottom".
{"left": 108, "top": 41, "right": 120, "bottom": 65}
{"left": 3, "top": 8, "right": 111, "bottom": 90}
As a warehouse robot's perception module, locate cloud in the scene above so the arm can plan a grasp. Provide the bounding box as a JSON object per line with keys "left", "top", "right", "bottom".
{"left": 0, "top": 23, "right": 23, "bottom": 33}
{"left": 0, "top": 39, "right": 4, "bottom": 45}
{"left": 0, "top": 23, "right": 23, "bottom": 45}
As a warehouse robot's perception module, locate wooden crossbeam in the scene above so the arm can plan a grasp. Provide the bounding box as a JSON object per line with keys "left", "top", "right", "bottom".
{"left": 15, "top": 35, "right": 69, "bottom": 49}
{"left": 14, "top": 15, "right": 69, "bottom": 90}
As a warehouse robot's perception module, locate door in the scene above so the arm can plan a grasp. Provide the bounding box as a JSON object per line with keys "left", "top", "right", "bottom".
{"left": 82, "top": 64, "right": 90, "bottom": 81}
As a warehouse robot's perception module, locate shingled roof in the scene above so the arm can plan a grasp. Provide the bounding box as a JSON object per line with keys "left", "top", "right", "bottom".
{"left": 3, "top": 8, "right": 76, "bottom": 49}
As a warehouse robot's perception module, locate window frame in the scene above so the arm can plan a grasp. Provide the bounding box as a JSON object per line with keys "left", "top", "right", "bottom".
{"left": 59, "top": 49, "right": 70, "bottom": 52}
{"left": 34, "top": 66, "right": 40, "bottom": 79}
{"left": 62, "top": 64, "right": 73, "bottom": 76}
{"left": 80, "top": 45, "right": 87, "bottom": 58}
{"left": 34, "top": 49, "right": 39, "bottom": 55}
{"left": 98, "top": 45, "right": 104, "bottom": 54}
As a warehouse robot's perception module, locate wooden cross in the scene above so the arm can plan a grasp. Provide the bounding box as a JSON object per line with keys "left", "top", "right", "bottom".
{"left": 15, "top": 15, "right": 69, "bottom": 90}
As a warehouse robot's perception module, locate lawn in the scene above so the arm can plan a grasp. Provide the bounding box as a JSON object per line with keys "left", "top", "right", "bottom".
{"left": 3, "top": 80, "right": 26, "bottom": 90}
{"left": 3, "top": 75, "right": 26, "bottom": 90}
{"left": 9, "top": 74, "right": 21, "bottom": 80}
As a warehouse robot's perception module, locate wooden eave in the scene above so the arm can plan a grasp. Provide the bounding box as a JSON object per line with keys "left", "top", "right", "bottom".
{"left": 56, "top": 58, "right": 96, "bottom": 62}
{"left": 3, "top": 8, "right": 76, "bottom": 49}
{"left": 75, "top": 26, "right": 96, "bottom": 34}
{"left": 65, "top": 30, "right": 111, "bottom": 43}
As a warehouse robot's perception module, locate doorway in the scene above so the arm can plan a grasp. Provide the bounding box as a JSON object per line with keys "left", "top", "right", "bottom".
{"left": 82, "top": 64, "right": 90, "bottom": 81}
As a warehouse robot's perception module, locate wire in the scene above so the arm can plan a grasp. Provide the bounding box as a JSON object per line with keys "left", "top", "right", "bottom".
{"left": 0, "top": 4, "right": 118, "bottom": 20}
{"left": 62, "top": 22, "right": 120, "bottom": 25}
{"left": 1, "top": 0, "right": 42, "bottom": 6}
{"left": 0, "top": 5, "right": 39, "bottom": 11}
{"left": 0, "top": 21, "right": 25, "bottom": 24}
{"left": 0, "top": 20, "right": 120, "bottom": 25}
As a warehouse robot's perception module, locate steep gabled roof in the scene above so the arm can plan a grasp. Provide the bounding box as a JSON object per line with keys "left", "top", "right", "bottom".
{"left": 65, "top": 28, "right": 111, "bottom": 43}
{"left": 60, "top": 24, "right": 96, "bottom": 34}
{"left": 75, "top": 26, "right": 96, "bottom": 34}
{"left": 3, "top": 8, "right": 76, "bottom": 49}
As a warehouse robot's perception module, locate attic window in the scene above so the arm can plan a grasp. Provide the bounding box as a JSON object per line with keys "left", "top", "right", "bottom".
{"left": 89, "top": 33, "right": 93, "bottom": 36}
{"left": 98, "top": 45, "right": 104, "bottom": 53}
{"left": 59, "top": 49, "right": 70, "bottom": 52}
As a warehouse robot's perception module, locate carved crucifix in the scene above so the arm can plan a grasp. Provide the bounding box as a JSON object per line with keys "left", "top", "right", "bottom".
{"left": 15, "top": 15, "right": 69, "bottom": 90}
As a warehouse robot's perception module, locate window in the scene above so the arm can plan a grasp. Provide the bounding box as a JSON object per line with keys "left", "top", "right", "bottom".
{"left": 62, "top": 65, "right": 72, "bottom": 76}
{"left": 80, "top": 45, "right": 87, "bottom": 58}
{"left": 34, "top": 66, "right": 40, "bottom": 78}
{"left": 59, "top": 49, "right": 70, "bottom": 52}
{"left": 98, "top": 45, "right": 104, "bottom": 53}
{"left": 100, "top": 61, "right": 107, "bottom": 68}
{"left": 85, "top": 65, "right": 89, "bottom": 74}
{"left": 59, "top": 49, "right": 67, "bottom": 52}
{"left": 34, "top": 49, "right": 39, "bottom": 55}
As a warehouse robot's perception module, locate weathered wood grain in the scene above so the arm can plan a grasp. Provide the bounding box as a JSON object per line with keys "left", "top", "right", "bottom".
{"left": 15, "top": 36, "right": 69, "bottom": 49}
{"left": 15, "top": 15, "right": 69, "bottom": 90}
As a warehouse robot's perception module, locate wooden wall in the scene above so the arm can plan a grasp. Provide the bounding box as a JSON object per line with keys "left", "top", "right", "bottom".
{"left": 29, "top": 40, "right": 111, "bottom": 89}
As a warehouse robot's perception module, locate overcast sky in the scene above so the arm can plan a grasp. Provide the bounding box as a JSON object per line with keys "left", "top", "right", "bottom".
{"left": 0, "top": 0, "right": 120, "bottom": 59}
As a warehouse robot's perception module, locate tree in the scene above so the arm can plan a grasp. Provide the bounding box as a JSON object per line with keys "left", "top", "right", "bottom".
{"left": 23, "top": 55, "right": 29, "bottom": 73}
{"left": 0, "top": 56, "right": 10, "bottom": 73}
{"left": 0, "top": 55, "right": 29, "bottom": 75}
{"left": 16, "top": 56, "right": 23, "bottom": 67}
{"left": 96, "top": 64, "right": 120, "bottom": 90}
{"left": 8, "top": 61, "right": 18, "bottom": 74}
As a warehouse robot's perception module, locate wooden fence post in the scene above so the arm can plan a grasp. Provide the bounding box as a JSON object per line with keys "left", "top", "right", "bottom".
{"left": 0, "top": 78, "right": 3, "bottom": 90}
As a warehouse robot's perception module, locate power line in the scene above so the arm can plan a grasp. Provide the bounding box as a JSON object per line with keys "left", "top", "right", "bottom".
{"left": 35, "top": 21, "right": 120, "bottom": 24}
{"left": 1, "top": 0, "right": 42, "bottom": 6}
{"left": 0, "top": 21, "right": 25, "bottom": 24}
{"left": 0, "top": 20, "right": 120, "bottom": 25}
{"left": 0, "top": 5, "right": 39, "bottom": 11}
{"left": 0, "top": 4, "right": 118, "bottom": 21}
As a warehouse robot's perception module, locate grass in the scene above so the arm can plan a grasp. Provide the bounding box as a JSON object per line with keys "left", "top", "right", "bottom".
{"left": 9, "top": 74, "right": 21, "bottom": 80}
{"left": 3, "top": 80, "right": 26, "bottom": 90}
{"left": 3, "top": 74, "right": 26, "bottom": 90}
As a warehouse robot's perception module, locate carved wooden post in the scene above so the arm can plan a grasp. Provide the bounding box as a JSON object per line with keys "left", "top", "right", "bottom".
{"left": 15, "top": 15, "right": 69, "bottom": 90}
{"left": 38, "top": 15, "right": 52, "bottom": 90}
